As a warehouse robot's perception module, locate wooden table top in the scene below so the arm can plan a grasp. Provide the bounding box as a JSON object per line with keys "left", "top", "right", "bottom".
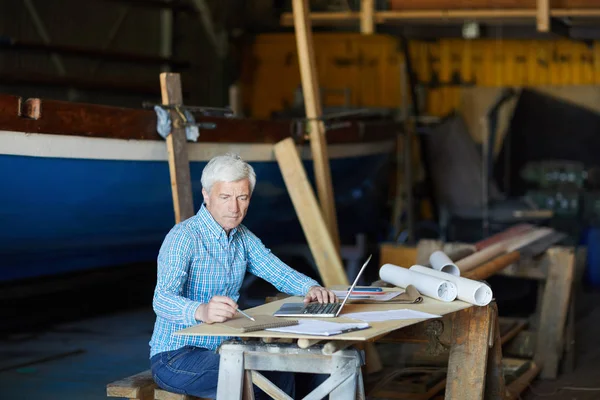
{"left": 175, "top": 291, "right": 473, "bottom": 342}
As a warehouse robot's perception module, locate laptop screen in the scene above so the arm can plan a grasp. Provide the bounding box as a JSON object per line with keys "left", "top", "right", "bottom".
{"left": 337, "top": 254, "right": 372, "bottom": 314}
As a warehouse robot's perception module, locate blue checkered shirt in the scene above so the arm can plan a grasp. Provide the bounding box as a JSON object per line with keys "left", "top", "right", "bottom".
{"left": 149, "top": 204, "right": 320, "bottom": 357}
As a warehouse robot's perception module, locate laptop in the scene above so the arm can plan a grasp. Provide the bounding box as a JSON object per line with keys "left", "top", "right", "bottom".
{"left": 273, "top": 254, "right": 372, "bottom": 318}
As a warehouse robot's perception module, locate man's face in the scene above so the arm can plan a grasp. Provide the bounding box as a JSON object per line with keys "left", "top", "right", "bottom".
{"left": 202, "top": 179, "right": 251, "bottom": 234}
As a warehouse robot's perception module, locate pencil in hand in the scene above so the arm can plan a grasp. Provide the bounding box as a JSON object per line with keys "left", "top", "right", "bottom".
{"left": 237, "top": 308, "right": 255, "bottom": 321}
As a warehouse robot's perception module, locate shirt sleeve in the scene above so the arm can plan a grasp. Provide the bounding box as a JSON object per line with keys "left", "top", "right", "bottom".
{"left": 152, "top": 223, "right": 203, "bottom": 326}
{"left": 242, "top": 226, "right": 321, "bottom": 296}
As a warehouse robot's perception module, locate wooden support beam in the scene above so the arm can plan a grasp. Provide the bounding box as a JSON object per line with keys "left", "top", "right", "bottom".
{"left": 537, "top": 0, "right": 550, "bottom": 32}
{"left": 360, "top": 0, "right": 374, "bottom": 34}
{"left": 281, "top": 8, "right": 600, "bottom": 26}
{"left": 291, "top": 0, "right": 341, "bottom": 251}
{"left": 159, "top": 73, "right": 195, "bottom": 223}
{"left": 462, "top": 251, "right": 521, "bottom": 281}
{"left": 274, "top": 138, "right": 348, "bottom": 287}
{"left": 506, "top": 363, "right": 541, "bottom": 400}
{"left": 484, "top": 304, "right": 508, "bottom": 399}
{"left": 445, "top": 305, "right": 492, "bottom": 399}
{"left": 106, "top": 369, "right": 156, "bottom": 400}
{"left": 535, "top": 247, "right": 575, "bottom": 379}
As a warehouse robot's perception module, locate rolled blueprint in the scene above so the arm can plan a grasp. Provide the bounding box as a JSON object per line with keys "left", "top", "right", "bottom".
{"left": 410, "top": 265, "right": 493, "bottom": 306}
{"left": 379, "top": 264, "right": 458, "bottom": 302}
{"left": 429, "top": 251, "right": 460, "bottom": 276}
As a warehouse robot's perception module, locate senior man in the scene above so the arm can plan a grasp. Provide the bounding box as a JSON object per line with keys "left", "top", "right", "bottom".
{"left": 149, "top": 153, "right": 337, "bottom": 399}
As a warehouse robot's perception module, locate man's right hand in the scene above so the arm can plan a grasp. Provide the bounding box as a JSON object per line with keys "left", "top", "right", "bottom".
{"left": 195, "top": 295, "right": 238, "bottom": 324}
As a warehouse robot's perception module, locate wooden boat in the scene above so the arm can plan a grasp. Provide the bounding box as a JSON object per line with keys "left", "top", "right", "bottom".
{"left": 0, "top": 94, "right": 398, "bottom": 283}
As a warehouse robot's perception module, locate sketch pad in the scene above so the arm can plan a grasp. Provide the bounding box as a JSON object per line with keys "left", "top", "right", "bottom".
{"left": 222, "top": 315, "right": 299, "bottom": 333}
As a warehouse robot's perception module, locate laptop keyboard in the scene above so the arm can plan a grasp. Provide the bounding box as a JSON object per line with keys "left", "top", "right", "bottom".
{"left": 303, "top": 302, "right": 341, "bottom": 314}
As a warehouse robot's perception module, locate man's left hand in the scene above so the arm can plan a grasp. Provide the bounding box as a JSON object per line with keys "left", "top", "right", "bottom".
{"left": 304, "top": 286, "right": 337, "bottom": 304}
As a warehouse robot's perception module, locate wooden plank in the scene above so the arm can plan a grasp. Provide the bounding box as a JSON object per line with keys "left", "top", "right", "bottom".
{"left": 243, "top": 370, "right": 256, "bottom": 400}
{"left": 250, "top": 371, "right": 291, "bottom": 400}
{"left": 154, "top": 389, "right": 199, "bottom": 400}
{"left": 484, "top": 303, "right": 508, "bottom": 399}
{"left": 360, "top": 0, "right": 374, "bottom": 34}
{"left": 534, "top": 247, "right": 575, "bottom": 379}
{"left": 280, "top": 8, "right": 600, "bottom": 26}
{"left": 159, "top": 72, "right": 195, "bottom": 223}
{"left": 537, "top": 0, "right": 550, "bottom": 31}
{"left": 106, "top": 369, "right": 156, "bottom": 399}
{"left": 462, "top": 251, "right": 521, "bottom": 280}
{"left": 274, "top": 138, "right": 347, "bottom": 286}
{"left": 291, "top": 0, "right": 341, "bottom": 251}
{"left": 445, "top": 305, "right": 492, "bottom": 400}
{"left": 506, "top": 363, "right": 541, "bottom": 400}
{"left": 388, "top": 0, "right": 600, "bottom": 10}
{"left": 178, "top": 294, "right": 472, "bottom": 341}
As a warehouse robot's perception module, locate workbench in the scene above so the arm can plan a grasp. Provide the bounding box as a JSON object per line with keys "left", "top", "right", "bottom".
{"left": 176, "top": 295, "right": 507, "bottom": 399}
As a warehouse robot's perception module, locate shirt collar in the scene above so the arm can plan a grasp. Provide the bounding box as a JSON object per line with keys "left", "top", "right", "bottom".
{"left": 197, "top": 204, "right": 238, "bottom": 240}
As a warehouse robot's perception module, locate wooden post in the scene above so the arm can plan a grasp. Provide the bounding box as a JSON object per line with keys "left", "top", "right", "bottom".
{"left": 360, "top": 0, "right": 374, "bottom": 34}
{"left": 292, "top": 0, "right": 341, "bottom": 251}
{"left": 159, "top": 72, "right": 195, "bottom": 223}
{"left": 445, "top": 305, "right": 492, "bottom": 399}
{"left": 274, "top": 138, "right": 348, "bottom": 287}
{"left": 537, "top": 0, "right": 550, "bottom": 32}
{"left": 535, "top": 247, "right": 575, "bottom": 379}
{"left": 484, "top": 303, "right": 508, "bottom": 399}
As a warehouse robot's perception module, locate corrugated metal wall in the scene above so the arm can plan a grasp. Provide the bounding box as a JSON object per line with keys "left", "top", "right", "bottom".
{"left": 416, "top": 39, "right": 600, "bottom": 116}
{"left": 242, "top": 33, "right": 600, "bottom": 119}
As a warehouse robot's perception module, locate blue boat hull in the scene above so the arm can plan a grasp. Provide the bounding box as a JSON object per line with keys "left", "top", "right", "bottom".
{"left": 0, "top": 152, "right": 392, "bottom": 282}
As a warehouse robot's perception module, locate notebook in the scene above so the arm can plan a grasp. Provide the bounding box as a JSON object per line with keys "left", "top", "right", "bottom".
{"left": 222, "top": 314, "right": 299, "bottom": 333}
{"left": 273, "top": 254, "right": 372, "bottom": 318}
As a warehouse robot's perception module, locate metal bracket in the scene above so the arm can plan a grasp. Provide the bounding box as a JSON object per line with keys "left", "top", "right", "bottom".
{"left": 17, "top": 97, "right": 42, "bottom": 120}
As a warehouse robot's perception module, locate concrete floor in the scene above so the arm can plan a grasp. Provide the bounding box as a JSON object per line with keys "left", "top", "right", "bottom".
{"left": 0, "top": 307, "right": 155, "bottom": 400}
{"left": 1, "top": 291, "right": 600, "bottom": 400}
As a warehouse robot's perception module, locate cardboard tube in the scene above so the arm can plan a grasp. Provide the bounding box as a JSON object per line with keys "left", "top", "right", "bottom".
{"left": 410, "top": 265, "right": 493, "bottom": 306}
{"left": 429, "top": 251, "right": 461, "bottom": 276}
{"left": 379, "top": 264, "right": 458, "bottom": 302}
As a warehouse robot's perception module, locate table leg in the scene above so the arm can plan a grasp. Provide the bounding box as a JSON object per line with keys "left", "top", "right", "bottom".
{"left": 243, "top": 370, "right": 255, "bottom": 400}
{"left": 217, "top": 347, "right": 245, "bottom": 400}
{"left": 484, "top": 303, "right": 507, "bottom": 400}
{"left": 535, "top": 247, "right": 575, "bottom": 379}
{"left": 445, "top": 305, "right": 493, "bottom": 400}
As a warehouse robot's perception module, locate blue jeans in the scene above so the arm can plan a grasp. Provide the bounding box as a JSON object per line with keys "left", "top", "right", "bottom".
{"left": 151, "top": 345, "right": 312, "bottom": 399}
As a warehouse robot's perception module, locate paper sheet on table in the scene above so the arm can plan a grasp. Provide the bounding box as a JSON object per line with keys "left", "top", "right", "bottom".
{"left": 332, "top": 290, "right": 404, "bottom": 301}
{"left": 265, "top": 319, "right": 370, "bottom": 336}
{"left": 343, "top": 309, "right": 441, "bottom": 322}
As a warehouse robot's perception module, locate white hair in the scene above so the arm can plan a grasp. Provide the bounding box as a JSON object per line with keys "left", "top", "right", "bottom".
{"left": 201, "top": 153, "right": 256, "bottom": 194}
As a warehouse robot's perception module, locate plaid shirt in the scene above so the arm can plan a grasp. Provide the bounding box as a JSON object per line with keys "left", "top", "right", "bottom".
{"left": 149, "top": 204, "right": 320, "bottom": 357}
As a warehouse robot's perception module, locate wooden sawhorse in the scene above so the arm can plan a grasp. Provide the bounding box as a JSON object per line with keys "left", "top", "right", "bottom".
{"left": 217, "top": 342, "right": 365, "bottom": 399}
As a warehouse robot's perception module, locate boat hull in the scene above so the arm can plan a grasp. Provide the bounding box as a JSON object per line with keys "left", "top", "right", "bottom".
{"left": 1, "top": 132, "right": 393, "bottom": 282}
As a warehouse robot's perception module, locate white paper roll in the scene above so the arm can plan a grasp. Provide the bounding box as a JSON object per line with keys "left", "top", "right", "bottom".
{"left": 409, "top": 265, "right": 493, "bottom": 306}
{"left": 379, "top": 264, "right": 458, "bottom": 302}
{"left": 429, "top": 250, "right": 460, "bottom": 276}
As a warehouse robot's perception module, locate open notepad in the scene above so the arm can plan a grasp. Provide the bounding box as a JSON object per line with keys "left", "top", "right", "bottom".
{"left": 265, "top": 319, "right": 370, "bottom": 336}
